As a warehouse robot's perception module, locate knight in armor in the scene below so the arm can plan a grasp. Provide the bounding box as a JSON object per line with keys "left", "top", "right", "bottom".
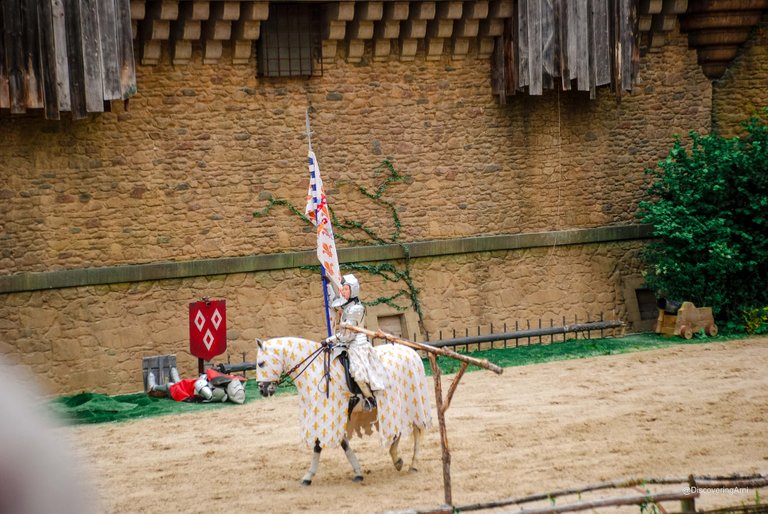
{"left": 146, "top": 367, "right": 246, "bottom": 404}
{"left": 325, "top": 274, "right": 389, "bottom": 412}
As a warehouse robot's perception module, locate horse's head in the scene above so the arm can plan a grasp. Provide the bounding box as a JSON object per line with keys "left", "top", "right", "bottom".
{"left": 255, "top": 338, "right": 283, "bottom": 397}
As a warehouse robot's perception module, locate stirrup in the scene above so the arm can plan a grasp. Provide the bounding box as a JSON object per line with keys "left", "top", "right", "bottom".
{"left": 362, "top": 396, "right": 376, "bottom": 412}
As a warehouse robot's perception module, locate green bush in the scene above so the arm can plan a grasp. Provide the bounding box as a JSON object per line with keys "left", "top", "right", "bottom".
{"left": 637, "top": 109, "right": 768, "bottom": 321}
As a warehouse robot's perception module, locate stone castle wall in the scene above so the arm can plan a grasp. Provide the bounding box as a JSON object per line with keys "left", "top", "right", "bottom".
{"left": 712, "top": 16, "right": 768, "bottom": 137}
{"left": 0, "top": 28, "right": 715, "bottom": 395}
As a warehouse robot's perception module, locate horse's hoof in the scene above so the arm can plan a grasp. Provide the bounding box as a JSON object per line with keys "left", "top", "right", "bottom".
{"left": 352, "top": 475, "right": 363, "bottom": 483}
{"left": 394, "top": 458, "right": 403, "bottom": 471}
{"left": 300, "top": 479, "right": 312, "bottom": 486}
{"left": 409, "top": 467, "right": 418, "bottom": 473}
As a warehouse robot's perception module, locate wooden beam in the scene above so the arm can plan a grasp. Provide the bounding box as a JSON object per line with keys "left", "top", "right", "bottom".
{"left": 64, "top": 0, "right": 87, "bottom": 118}
{"left": 357, "top": 1, "right": 383, "bottom": 21}
{"left": 129, "top": 0, "right": 144, "bottom": 20}
{"left": 425, "top": 37, "right": 444, "bottom": 60}
{"left": 51, "top": 0, "right": 71, "bottom": 111}
{"left": 640, "top": 0, "right": 663, "bottom": 14}
{"left": 621, "top": 0, "right": 638, "bottom": 91}
{"left": 489, "top": 0, "right": 514, "bottom": 18}
{"left": 97, "top": 0, "right": 122, "bottom": 101}
{"left": 81, "top": 0, "right": 105, "bottom": 112}
{"left": 593, "top": 0, "right": 611, "bottom": 86}
{"left": 687, "top": 0, "right": 768, "bottom": 12}
{"left": 171, "top": 1, "right": 208, "bottom": 65}
{"left": 428, "top": 18, "right": 454, "bottom": 38}
{"left": 37, "top": 0, "right": 60, "bottom": 119}
{"left": 651, "top": 14, "right": 677, "bottom": 31}
{"left": 410, "top": 1, "right": 436, "bottom": 20}
{"left": 3, "top": 0, "right": 26, "bottom": 113}
{"left": 203, "top": 1, "right": 236, "bottom": 63}
{"left": 376, "top": 19, "right": 401, "bottom": 39}
{"left": 348, "top": 19, "right": 375, "bottom": 39}
{"left": 384, "top": 1, "right": 409, "bottom": 20}
{"left": 115, "top": 0, "right": 136, "bottom": 99}
{"left": 327, "top": 1, "right": 355, "bottom": 21}
{"left": 438, "top": 1, "right": 464, "bottom": 20}
{"left": 402, "top": 18, "right": 427, "bottom": 38}
{"left": 22, "top": 0, "right": 44, "bottom": 109}
{"left": 465, "top": 1, "right": 490, "bottom": 19}
{"left": 454, "top": 18, "right": 480, "bottom": 38}
{"left": 526, "top": 0, "right": 543, "bottom": 94}
{"left": 0, "top": 6, "right": 9, "bottom": 110}
{"left": 662, "top": 0, "right": 689, "bottom": 13}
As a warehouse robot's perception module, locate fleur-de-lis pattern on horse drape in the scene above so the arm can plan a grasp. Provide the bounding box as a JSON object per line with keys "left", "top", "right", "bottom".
{"left": 256, "top": 337, "right": 431, "bottom": 449}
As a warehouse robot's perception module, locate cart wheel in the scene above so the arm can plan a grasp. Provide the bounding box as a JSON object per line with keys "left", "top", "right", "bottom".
{"left": 706, "top": 324, "right": 718, "bottom": 337}
{"left": 680, "top": 326, "right": 693, "bottom": 340}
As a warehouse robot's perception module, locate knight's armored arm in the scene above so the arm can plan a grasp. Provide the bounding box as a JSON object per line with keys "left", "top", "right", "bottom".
{"left": 335, "top": 303, "right": 365, "bottom": 344}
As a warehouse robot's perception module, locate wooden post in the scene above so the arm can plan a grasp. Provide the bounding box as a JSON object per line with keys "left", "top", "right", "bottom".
{"left": 680, "top": 475, "right": 696, "bottom": 513}
{"left": 342, "top": 324, "right": 502, "bottom": 507}
{"left": 428, "top": 353, "right": 452, "bottom": 506}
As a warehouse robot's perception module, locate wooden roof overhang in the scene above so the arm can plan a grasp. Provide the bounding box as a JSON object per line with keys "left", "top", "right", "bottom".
{"left": 1, "top": 1, "right": 766, "bottom": 120}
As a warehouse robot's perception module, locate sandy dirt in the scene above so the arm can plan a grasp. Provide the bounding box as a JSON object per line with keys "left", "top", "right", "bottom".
{"left": 65, "top": 337, "right": 768, "bottom": 513}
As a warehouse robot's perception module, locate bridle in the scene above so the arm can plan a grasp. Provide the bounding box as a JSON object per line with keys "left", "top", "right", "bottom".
{"left": 272, "top": 342, "right": 333, "bottom": 397}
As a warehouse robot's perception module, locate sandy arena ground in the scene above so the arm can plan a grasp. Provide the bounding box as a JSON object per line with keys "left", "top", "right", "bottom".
{"left": 65, "top": 337, "right": 768, "bottom": 513}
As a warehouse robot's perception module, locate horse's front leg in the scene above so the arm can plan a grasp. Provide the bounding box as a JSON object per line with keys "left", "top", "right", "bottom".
{"left": 341, "top": 438, "right": 364, "bottom": 482}
{"left": 388, "top": 434, "right": 403, "bottom": 471}
{"left": 301, "top": 440, "right": 322, "bottom": 486}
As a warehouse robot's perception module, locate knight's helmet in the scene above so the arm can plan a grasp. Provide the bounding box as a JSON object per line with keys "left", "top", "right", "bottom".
{"left": 194, "top": 376, "right": 213, "bottom": 401}
{"left": 342, "top": 274, "right": 360, "bottom": 299}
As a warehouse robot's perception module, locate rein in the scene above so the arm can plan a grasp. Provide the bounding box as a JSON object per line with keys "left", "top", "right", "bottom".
{"left": 275, "top": 343, "right": 332, "bottom": 396}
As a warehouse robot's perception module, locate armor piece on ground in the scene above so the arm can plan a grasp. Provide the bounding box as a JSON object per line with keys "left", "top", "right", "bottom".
{"left": 226, "top": 379, "right": 245, "bottom": 404}
{"left": 146, "top": 366, "right": 247, "bottom": 404}
{"left": 193, "top": 376, "right": 213, "bottom": 400}
{"left": 210, "top": 387, "right": 228, "bottom": 402}
{"left": 146, "top": 371, "right": 171, "bottom": 397}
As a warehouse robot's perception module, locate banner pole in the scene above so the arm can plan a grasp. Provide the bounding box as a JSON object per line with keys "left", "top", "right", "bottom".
{"left": 307, "top": 109, "right": 334, "bottom": 338}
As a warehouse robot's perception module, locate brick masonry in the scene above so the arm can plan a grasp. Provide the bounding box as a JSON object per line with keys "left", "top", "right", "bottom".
{"left": 1, "top": 25, "right": 759, "bottom": 395}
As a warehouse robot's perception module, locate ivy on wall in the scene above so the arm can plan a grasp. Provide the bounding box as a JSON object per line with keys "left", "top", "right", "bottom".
{"left": 253, "top": 159, "right": 424, "bottom": 326}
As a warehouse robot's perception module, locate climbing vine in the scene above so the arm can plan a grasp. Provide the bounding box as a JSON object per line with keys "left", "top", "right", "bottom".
{"left": 254, "top": 159, "right": 423, "bottom": 325}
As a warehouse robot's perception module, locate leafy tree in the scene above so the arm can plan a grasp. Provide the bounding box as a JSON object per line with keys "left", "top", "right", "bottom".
{"left": 637, "top": 109, "right": 768, "bottom": 321}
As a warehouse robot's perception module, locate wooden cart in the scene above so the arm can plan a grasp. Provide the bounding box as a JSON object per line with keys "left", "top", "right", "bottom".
{"left": 655, "top": 301, "right": 718, "bottom": 339}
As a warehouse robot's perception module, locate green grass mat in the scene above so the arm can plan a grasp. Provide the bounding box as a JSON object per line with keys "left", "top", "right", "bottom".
{"left": 50, "top": 332, "right": 745, "bottom": 426}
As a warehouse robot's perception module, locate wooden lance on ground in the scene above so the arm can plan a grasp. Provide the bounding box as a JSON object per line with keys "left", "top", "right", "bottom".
{"left": 341, "top": 324, "right": 503, "bottom": 507}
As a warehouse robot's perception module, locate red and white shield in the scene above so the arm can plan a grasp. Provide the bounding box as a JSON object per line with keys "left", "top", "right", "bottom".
{"left": 188, "top": 299, "right": 227, "bottom": 361}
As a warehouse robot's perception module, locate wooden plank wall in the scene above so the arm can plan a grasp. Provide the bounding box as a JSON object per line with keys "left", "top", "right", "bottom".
{"left": 493, "top": 0, "right": 637, "bottom": 100}
{"left": 0, "top": 0, "right": 136, "bottom": 120}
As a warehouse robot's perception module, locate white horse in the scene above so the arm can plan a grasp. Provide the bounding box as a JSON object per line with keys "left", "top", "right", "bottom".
{"left": 256, "top": 337, "right": 432, "bottom": 485}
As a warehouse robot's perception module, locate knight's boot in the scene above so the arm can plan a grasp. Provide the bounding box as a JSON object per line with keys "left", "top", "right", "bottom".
{"left": 146, "top": 371, "right": 170, "bottom": 397}
{"left": 170, "top": 367, "right": 181, "bottom": 383}
{"left": 358, "top": 381, "right": 376, "bottom": 412}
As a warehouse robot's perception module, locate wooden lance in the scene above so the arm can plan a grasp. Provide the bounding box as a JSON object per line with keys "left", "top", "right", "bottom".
{"left": 340, "top": 323, "right": 503, "bottom": 506}
{"left": 340, "top": 323, "right": 503, "bottom": 375}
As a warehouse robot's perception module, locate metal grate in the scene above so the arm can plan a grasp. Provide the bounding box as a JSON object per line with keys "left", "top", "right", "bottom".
{"left": 257, "top": 3, "right": 322, "bottom": 78}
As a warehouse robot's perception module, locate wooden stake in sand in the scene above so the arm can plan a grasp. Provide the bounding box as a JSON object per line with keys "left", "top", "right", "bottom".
{"left": 341, "top": 324, "right": 503, "bottom": 506}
